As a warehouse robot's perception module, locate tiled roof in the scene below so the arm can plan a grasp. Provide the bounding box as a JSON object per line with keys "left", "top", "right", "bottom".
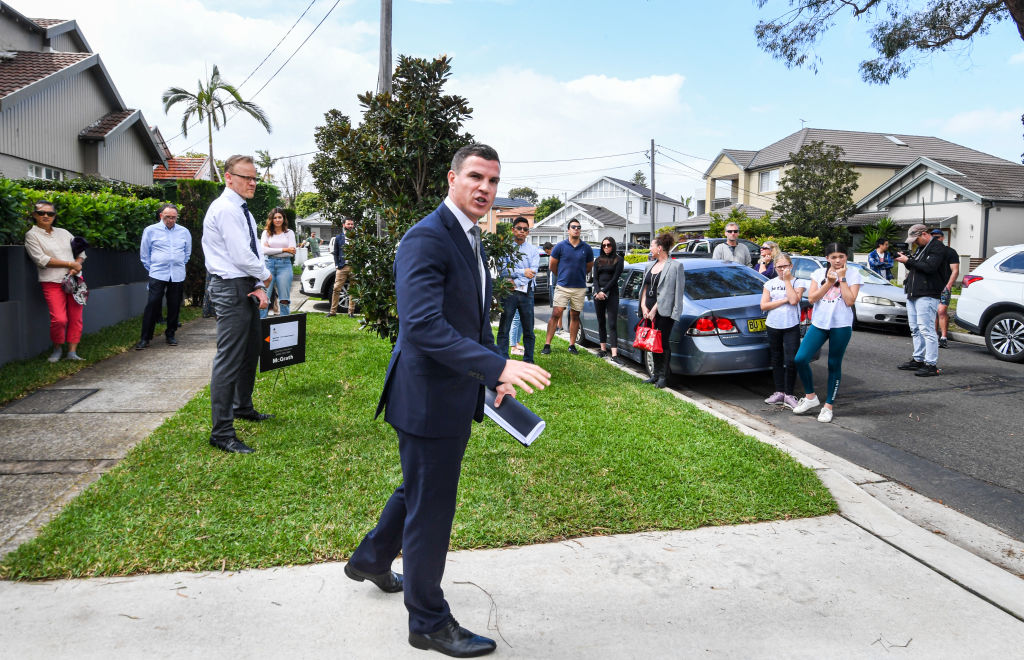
{"left": 932, "top": 159, "right": 1024, "bottom": 201}
{"left": 495, "top": 206, "right": 536, "bottom": 217}
{"left": 492, "top": 196, "right": 532, "bottom": 208}
{"left": 744, "top": 128, "right": 1014, "bottom": 170}
{"left": 78, "top": 109, "right": 135, "bottom": 139}
{"left": 577, "top": 203, "right": 627, "bottom": 227}
{"left": 31, "top": 18, "right": 68, "bottom": 28}
{"left": 153, "top": 157, "right": 208, "bottom": 181}
{"left": 0, "top": 50, "right": 91, "bottom": 98}
{"left": 605, "top": 176, "right": 679, "bottom": 203}
{"left": 674, "top": 203, "right": 769, "bottom": 230}
{"left": 722, "top": 149, "right": 757, "bottom": 168}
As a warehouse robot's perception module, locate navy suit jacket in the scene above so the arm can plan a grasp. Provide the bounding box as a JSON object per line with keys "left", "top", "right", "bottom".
{"left": 375, "top": 203, "right": 506, "bottom": 438}
{"left": 332, "top": 231, "right": 346, "bottom": 269}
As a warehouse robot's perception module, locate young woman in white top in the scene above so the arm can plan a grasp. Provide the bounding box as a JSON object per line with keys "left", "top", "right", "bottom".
{"left": 259, "top": 207, "right": 296, "bottom": 318}
{"left": 760, "top": 252, "right": 806, "bottom": 410}
{"left": 23, "top": 200, "right": 87, "bottom": 362}
{"left": 792, "top": 243, "right": 862, "bottom": 423}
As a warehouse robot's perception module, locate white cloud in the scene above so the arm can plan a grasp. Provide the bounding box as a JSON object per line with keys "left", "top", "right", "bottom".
{"left": 924, "top": 109, "right": 1024, "bottom": 162}
{"left": 1009, "top": 51, "right": 1024, "bottom": 65}
{"left": 450, "top": 68, "right": 701, "bottom": 198}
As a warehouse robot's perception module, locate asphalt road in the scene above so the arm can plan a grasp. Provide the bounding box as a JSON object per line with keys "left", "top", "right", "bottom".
{"left": 534, "top": 306, "right": 1024, "bottom": 542}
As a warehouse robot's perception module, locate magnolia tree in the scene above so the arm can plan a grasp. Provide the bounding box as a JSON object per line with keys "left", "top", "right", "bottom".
{"left": 310, "top": 55, "right": 518, "bottom": 342}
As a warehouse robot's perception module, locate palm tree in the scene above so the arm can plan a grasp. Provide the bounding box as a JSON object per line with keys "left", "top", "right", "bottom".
{"left": 161, "top": 65, "right": 271, "bottom": 181}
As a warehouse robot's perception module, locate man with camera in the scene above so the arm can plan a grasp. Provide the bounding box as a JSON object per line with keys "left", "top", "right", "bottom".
{"left": 895, "top": 224, "right": 945, "bottom": 377}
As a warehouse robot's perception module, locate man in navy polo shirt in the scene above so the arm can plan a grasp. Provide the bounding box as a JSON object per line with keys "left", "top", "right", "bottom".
{"left": 541, "top": 220, "right": 594, "bottom": 355}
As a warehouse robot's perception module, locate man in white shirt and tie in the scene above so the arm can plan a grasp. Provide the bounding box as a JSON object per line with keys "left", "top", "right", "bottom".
{"left": 202, "top": 155, "right": 274, "bottom": 454}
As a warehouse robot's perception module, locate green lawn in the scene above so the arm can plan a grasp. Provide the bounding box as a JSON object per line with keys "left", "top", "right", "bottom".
{"left": 0, "top": 307, "right": 204, "bottom": 407}
{"left": 1, "top": 315, "right": 836, "bottom": 580}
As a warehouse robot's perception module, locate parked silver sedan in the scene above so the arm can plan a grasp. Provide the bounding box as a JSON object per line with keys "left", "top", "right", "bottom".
{"left": 790, "top": 256, "right": 908, "bottom": 327}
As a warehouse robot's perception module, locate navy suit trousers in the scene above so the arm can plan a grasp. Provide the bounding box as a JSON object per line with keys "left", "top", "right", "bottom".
{"left": 349, "top": 428, "right": 471, "bottom": 635}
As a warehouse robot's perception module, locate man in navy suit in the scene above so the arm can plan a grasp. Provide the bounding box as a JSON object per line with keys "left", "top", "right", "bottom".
{"left": 345, "top": 144, "right": 550, "bottom": 657}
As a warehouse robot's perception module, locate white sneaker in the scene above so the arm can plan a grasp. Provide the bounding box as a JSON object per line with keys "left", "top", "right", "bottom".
{"left": 791, "top": 397, "right": 820, "bottom": 415}
{"left": 764, "top": 391, "right": 785, "bottom": 405}
{"left": 817, "top": 407, "right": 833, "bottom": 423}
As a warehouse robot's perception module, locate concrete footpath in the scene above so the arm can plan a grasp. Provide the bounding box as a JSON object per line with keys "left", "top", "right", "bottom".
{"left": 2, "top": 289, "right": 1024, "bottom": 657}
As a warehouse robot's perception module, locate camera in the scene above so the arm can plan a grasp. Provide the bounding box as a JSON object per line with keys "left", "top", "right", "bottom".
{"left": 892, "top": 242, "right": 910, "bottom": 253}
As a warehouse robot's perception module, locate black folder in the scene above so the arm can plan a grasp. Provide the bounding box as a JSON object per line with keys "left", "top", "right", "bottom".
{"left": 483, "top": 388, "right": 546, "bottom": 447}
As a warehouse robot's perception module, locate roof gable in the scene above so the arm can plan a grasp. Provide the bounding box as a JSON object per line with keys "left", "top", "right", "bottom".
{"left": 0, "top": 50, "right": 92, "bottom": 101}
{"left": 153, "top": 157, "right": 210, "bottom": 181}
{"left": 604, "top": 176, "right": 679, "bottom": 204}
{"left": 856, "top": 156, "right": 1024, "bottom": 210}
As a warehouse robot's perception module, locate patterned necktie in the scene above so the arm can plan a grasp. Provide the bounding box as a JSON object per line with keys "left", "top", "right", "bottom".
{"left": 241, "top": 203, "right": 259, "bottom": 257}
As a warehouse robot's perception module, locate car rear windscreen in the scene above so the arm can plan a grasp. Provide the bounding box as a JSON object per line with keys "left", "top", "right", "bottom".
{"left": 685, "top": 267, "right": 765, "bottom": 300}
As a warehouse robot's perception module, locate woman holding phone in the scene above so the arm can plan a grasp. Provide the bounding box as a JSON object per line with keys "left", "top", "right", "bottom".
{"left": 791, "top": 243, "right": 861, "bottom": 423}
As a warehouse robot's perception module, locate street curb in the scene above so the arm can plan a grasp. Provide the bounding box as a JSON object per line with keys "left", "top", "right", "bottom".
{"left": 535, "top": 322, "right": 1024, "bottom": 621}
{"left": 950, "top": 330, "right": 986, "bottom": 346}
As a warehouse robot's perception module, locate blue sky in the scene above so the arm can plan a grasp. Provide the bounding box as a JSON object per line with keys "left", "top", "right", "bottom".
{"left": 34, "top": 0, "right": 1024, "bottom": 200}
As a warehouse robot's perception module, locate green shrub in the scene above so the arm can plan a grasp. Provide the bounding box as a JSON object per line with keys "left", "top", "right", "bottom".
{"left": 625, "top": 253, "right": 649, "bottom": 264}
{"left": 15, "top": 176, "right": 168, "bottom": 201}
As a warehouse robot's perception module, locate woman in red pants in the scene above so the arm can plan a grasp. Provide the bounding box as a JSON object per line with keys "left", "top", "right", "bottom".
{"left": 23, "top": 200, "right": 86, "bottom": 362}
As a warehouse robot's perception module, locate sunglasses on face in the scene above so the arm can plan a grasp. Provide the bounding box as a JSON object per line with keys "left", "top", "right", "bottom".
{"left": 568, "top": 226, "right": 581, "bottom": 230}
{"left": 35, "top": 210, "right": 56, "bottom": 217}
{"left": 726, "top": 230, "right": 739, "bottom": 234}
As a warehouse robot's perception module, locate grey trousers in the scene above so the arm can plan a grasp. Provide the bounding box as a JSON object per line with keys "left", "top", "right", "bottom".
{"left": 208, "top": 276, "right": 262, "bottom": 440}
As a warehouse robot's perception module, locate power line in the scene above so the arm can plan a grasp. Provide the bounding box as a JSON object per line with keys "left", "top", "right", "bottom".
{"left": 658, "top": 144, "right": 713, "bottom": 162}
{"left": 237, "top": 0, "right": 319, "bottom": 91}
{"left": 502, "top": 161, "right": 650, "bottom": 180}
{"left": 657, "top": 149, "right": 776, "bottom": 205}
{"left": 503, "top": 150, "right": 647, "bottom": 164}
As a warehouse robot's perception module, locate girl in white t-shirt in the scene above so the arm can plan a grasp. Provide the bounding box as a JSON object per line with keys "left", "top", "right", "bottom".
{"left": 759, "top": 253, "right": 806, "bottom": 409}
{"left": 791, "top": 243, "right": 862, "bottom": 423}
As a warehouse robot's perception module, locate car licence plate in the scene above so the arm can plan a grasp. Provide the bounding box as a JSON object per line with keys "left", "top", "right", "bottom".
{"left": 747, "top": 318, "right": 766, "bottom": 332}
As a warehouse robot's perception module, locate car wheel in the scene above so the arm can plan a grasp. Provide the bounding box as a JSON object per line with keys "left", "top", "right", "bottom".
{"left": 643, "top": 349, "right": 656, "bottom": 377}
{"left": 320, "top": 272, "right": 335, "bottom": 300}
{"left": 984, "top": 311, "right": 1024, "bottom": 363}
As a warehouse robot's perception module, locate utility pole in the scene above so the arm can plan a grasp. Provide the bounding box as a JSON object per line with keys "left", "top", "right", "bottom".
{"left": 377, "top": 0, "right": 392, "bottom": 95}
{"left": 649, "top": 138, "right": 656, "bottom": 246}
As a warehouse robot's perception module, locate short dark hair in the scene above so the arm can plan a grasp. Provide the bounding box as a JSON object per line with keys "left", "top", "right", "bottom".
{"left": 875, "top": 238, "right": 889, "bottom": 248}
{"left": 542, "top": 242, "right": 554, "bottom": 252}
{"left": 823, "top": 242, "right": 849, "bottom": 258}
{"left": 654, "top": 232, "right": 675, "bottom": 251}
{"left": 224, "top": 154, "right": 255, "bottom": 172}
{"left": 512, "top": 216, "right": 530, "bottom": 228}
{"left": 158, "top": 203, "right": 178, "bottom": 215}
{"left": 451, "top": 143, "right": 499, "bottom": 172}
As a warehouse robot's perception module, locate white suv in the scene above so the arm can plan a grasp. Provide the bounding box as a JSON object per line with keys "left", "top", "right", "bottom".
{"left": 300, "top": 236, "right": 338, "bottom": 299}
{"left": 954, "top": 244, "right": 1024, "bottom": 362}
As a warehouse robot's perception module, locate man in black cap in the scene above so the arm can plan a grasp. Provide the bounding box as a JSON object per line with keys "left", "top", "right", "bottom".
{"left": 895, "top": 224, "right": 945, "bottom": 376}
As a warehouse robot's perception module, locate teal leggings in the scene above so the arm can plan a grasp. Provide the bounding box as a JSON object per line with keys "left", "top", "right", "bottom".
{"left": 794, "top": 325, "right": 852, "bottom": 405}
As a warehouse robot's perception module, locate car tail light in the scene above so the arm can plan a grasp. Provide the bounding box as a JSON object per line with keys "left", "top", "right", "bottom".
{"left": 687, "top": 314, "right": 739, "bottom": 336}
{"left": 962, "top": 274, "right": 983, "bottom": 288}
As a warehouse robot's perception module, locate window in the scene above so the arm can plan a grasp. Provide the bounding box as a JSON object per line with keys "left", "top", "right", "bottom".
{"left": 758, "top": 169, "right": 779, "bottom": 192}
{"left": 693, "top": 241, "right": 709, "bottom": 254}
{"left": 621, "top": 271, "right": 645, "bottom": 300}
{"left": 642, "top": 200, "right": 649, "bottom": 215}
{"left": 672, "top": 207, "right": 676, "bottom": 222}
{"left": 685, "top": 267, "right": 766, "bottom": 300}
{"left": 27, "top": 165, "right": 64, "bottom": 181}
{"left": 626, "top": 200, "right": 632, "bottom": 215}
{"left": 999, "top": 251, "right": 1024, "bottom": 274}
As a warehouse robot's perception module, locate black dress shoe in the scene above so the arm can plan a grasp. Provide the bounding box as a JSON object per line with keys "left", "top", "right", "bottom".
{"left": 134, "top": 340, "right": 150, "bottom": 350}
{"left": 234, "top": 410, "right": 274, "bottom": 421}
{"left": 209, "top": 436, "right": 254, "bottom": 454}
{"left": 166, "top": 336, "right": 178, "bottom": 346}
{"left": 409, "top": 619, "right": 496, "bottom": 658}
{"left": 344, "top": 563, "right": 403, "bottom": 593}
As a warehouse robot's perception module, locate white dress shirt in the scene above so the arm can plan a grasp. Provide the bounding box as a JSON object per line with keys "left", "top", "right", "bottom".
{"left": 201, "top": 188, "right": 270, "bottom": 283}
{"left": 444, "top": 196, "right": 485, "bottom": 309}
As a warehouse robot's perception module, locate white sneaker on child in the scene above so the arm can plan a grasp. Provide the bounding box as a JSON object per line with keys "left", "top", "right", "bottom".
{"left": 817, "top": 407, "right": 833, "bottom": 423}
{"left": 791, "top": 397, "right": 820, "bottom": 415}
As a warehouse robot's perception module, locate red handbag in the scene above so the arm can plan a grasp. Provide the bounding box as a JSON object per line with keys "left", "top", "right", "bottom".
{"left": 633, "top": 318, "right": 663, "bottom": 353}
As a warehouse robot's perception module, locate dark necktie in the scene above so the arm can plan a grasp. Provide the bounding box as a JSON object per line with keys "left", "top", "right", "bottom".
{"left": 241, "top": 203, "right": 259, "bottom": 257}
{"left": 469, "top": 226, "right": 481, "bottom": 267}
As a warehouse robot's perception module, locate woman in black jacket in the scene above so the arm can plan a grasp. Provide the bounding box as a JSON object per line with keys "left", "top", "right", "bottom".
{"left": 593, "top": 237, "right": 624, "bottom": 362}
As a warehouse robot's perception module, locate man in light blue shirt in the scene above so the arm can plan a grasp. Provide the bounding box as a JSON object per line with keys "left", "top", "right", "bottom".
{"left": 495, "top": 217, "right": 541, "bottom": 362}
{"left": 136, "top": 203, "right": 191, "bottom": 349}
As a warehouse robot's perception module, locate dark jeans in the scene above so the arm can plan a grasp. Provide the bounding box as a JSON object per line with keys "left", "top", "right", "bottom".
{"left": 594, "top": 291, "right": 619, "bottom": 347}
{"left": 141, "top": 277, "right": 184, "bottom": 341}
{"left": 766, "top": 325, "right": 800, "bottom": 395}
{"left": 349, "top": 428, "right": 471, "bottom": 635}
{"left": 496, "top": 289, "right": 536, "bottom": 362}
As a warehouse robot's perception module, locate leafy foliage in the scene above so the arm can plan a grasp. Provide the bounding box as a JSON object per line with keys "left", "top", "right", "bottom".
{"left": 311, "top": 55, "right": 498, "bottom": 342}
{"left": 506, "top": 186, "right": 539, "bottom": 205}
{"left": 705, "top": 207, "right": 820, "bottom": 255}
{"left": 534, "top": 195, "right": 563, "bottom": 223}
{"left": 293, "top": 191, "right": 322, "bottom": 218}
{"left": 856, "top": 216, "right": 901, "bottom": 252}
{"left": 162, "top": 65, "right": 272, "bottom": 181}
{"left": 13, "top": 176, "right": 168, "bottom": 200}
{"left": 772, "top": 141, "right": 858, "bottom": 244}
{"left": 754, "top": 1, "right": 1023, "bottom": 84}
{"left": 631, "top": 170, "right": 647, "bottom": 186}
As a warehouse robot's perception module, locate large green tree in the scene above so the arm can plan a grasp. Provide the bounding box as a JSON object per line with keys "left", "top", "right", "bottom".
{"left": 533, "top": 195, "right": 563, "bottom": 223}
{"left": 310, "top": 55, "right": 518, "bottom": 342}
{"left": 293, "top": 191, "right": 321, "bottom": 218}
{"left": 162, "top": 65, "right": 271, "bottom": 181}
{"left": 755, "top": 1, "right": 1024, "bottom": 84}
{"left": 772, "top": 140, "right": 858, "bottom": 244}
{"left": 506, "top": 186, "right": 539, "bottom": 205}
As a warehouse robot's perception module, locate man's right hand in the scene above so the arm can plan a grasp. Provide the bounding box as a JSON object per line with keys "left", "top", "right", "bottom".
{"left": 496, "top": 360, "right": 551, "bottom": 404}
{"left": 524, "top": 268, "right": 535, "bottom": 279}
{"left": 248, "top": 288, "right": 269, "bottom": 309}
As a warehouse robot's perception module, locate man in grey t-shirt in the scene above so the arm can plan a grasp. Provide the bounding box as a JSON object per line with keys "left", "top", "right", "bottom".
{"left": 712, "top": 222, "right": 751, "bottom": 266}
